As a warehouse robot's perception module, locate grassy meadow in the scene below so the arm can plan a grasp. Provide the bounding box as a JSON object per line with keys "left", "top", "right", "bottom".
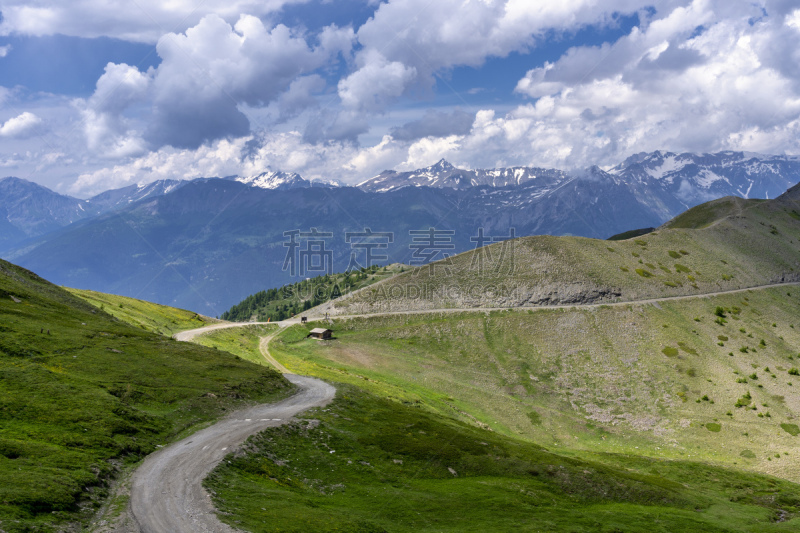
{"left": 205, "top": 384, "right": 800, "bottom": 532}
{"left": 268, "top": 286, "right": 800, "bottom": 481}
{"left": 193, "top": 324, "right": 280, "bottom": 367}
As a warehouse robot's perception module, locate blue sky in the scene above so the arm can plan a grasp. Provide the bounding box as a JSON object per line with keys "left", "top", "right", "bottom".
{"left": 0, "top": 0, "right": 798, "bottom": 197}
{"left": 0, "top": 35, "right": 160, "bottom": 95}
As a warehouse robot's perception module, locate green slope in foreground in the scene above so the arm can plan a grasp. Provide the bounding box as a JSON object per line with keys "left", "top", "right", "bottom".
{"left": 0, "top": 259, "right": 292, "bottom": 532}
{"left": 206, "top": 384, "right": 800, "bottom": 532}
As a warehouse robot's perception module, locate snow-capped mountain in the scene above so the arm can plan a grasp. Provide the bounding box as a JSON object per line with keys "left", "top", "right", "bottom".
{"left": 0, "top": 177, "right": 191, "bottom": 253}
{"left": 357, "top": 152, "right": 800, "bottom": 218}
{"left": 358, "top": 159, "right": 569, "bottom": 192}
{"left": 231, "top": 171, "right": 309, "bottom": 190}
{"left": 230, "top": 171, "right": 341, "bottom": 190}
{"left": 0, "top": 177, "right": 93, "bottom": 253}
{"left": 609, "top": 150, "right": 800, "bottom": 201}
{"left": 601, "top": 150, "right": 800, "bottom": 221}
{"left": 0, "top": 170, "right": 343, "bottom": 253}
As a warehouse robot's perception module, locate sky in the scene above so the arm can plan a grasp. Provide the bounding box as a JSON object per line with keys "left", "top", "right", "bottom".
{"left": 0, "top": 0, "right": 799, "bottom": 197}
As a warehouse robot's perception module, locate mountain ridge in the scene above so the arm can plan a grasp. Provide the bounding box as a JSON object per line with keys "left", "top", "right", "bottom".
{"left": 3, "top": 150, "right": 800, "bottom": 313}
{"left": 0, "top": 177, "right": 186, "bottom": 253}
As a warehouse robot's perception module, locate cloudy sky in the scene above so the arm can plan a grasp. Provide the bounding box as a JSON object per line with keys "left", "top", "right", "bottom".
{"left": 1, "top": 0, "right": 799, "bottom": 197}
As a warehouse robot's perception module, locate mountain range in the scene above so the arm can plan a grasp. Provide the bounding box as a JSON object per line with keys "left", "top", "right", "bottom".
{"left": 357, "top": 158, "right": 570, "bottom": 192}
{"left": 1, "top": 150, "right": 799, "bottom": 314}
{"left": 0, "top": 177, "right": 184, "bottom": 253}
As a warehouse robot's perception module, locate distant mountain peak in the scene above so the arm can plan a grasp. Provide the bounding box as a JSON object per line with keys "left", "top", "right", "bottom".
{"left": 430, "top": 159, "right": 455, "bottom": 171}
{"left": 232, "top": 170, "right": 340, "bottom": 191}
{"left": 234, "top": 170, "right": 306, "bottom": 190}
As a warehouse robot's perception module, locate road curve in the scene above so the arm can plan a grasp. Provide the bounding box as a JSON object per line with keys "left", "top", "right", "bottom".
{"left": 173, "top": 320, "right": 281, "bottom": 342}
{"left": 129, "top": 374, "right": 335, "bottom": 533}
{"left": 258, "top": 334, "right": 291, "bottom": 374}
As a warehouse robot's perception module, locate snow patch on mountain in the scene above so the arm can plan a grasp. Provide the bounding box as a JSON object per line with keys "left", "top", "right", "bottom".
{"left": 234, "top": 171, "right": 308, "bottom": 190}
{"left": 231, "top": 171, "right": 342, "bottom": 190}
{"left": 695, "top": 169, "right": 727, "bottom": 188}
{"left": 645, "top": 154, "right": 683, "bottom": 181}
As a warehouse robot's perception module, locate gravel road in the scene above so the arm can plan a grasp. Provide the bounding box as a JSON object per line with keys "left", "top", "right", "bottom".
{"left": 129, "top": 374, "right": 335, "bottom": 532}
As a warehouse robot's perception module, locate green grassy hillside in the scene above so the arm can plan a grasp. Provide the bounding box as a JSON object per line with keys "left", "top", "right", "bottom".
{"left": 205, "top": 385, "right": 800, "bottom": 532}
{"left": 67, "top": 287, "right": 215, "bottom": 335}
{"left": 271, "top": 285, "right": 800, "bottom": 482}
{"left": 0, "top": 259, "right": 292, "bottom": 532}
{"left": 193, "top": 325, "right": 279, "bottom": 367}
{"left": 664, "top": 196, "right": 762, "bottom": 229}
{"left": 327, "top": 186, "right": 800, "bottom": 315}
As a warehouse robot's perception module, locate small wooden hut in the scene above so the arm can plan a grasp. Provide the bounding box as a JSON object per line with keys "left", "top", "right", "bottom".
{"left": 308, "top": 328, "right": 332, "bottom": 340}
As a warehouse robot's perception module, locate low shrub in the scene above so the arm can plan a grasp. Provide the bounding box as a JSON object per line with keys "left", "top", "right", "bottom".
{"left": 781, "top": 423, "right": 800, "bottom": 436}
{"left": 735, "top": 392, "right": 752, "bottom": 408}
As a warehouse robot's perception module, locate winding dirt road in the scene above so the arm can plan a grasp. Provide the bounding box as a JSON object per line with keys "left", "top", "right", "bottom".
{"left": 128, "top": 322, "right": 335, "bottom": 533}
{"left": 129, "top": 374, "right": 335, "bottom": 532}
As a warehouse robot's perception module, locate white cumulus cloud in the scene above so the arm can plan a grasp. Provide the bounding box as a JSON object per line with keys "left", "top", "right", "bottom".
{"left": 506, "top": 0, "right": 800, "bottom": 166}
{"left": 0, "top": 111, "right": 44, "bottom": 139}
{"left": 346, "top": 0, "right": 679, "bottom": 106}
{"left": 78, "top": 14, "right": 353, "bottom": 152}
{"left": 10, "top": 0, "right": 800, "bottom": 194}
{"left": 81, "top": 62, "right": 151, "bottom": 157}
{"left": 338, "top": 50, "right": 416, "bottom": 112}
